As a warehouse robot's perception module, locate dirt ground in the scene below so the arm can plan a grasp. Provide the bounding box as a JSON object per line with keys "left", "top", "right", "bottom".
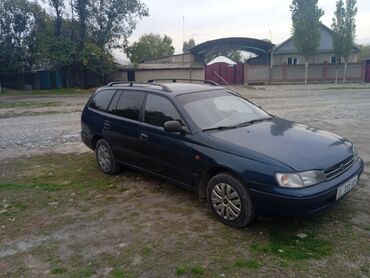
{"left": 0, "top": 86, "right": 369, "bottom": 277}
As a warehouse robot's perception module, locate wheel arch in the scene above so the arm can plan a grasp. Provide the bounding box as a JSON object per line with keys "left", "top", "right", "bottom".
{"left": 198, "top": 165, "right": 245, "bottom": 199}
{"left": 91, "top": 135, "right": 103, "bottom": 150}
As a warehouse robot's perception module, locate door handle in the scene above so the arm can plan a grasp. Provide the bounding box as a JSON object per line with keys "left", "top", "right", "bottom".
{"left": 139, "top": 132, "right": 149, "bottom": 141}
{"left": 103, "top": 120, "right": 111, "bottom": 130}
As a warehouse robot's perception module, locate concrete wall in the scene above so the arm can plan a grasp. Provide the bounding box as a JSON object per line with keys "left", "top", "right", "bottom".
{"left": 134, "top": 68, "right": 205, "bottom": 82}
{"left": 245, "top": 62, "right": 366, "bottom": 84}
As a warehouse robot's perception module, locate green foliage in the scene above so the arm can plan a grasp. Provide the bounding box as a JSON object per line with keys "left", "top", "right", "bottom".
{"left": 332, "top": 0, "right": 357, "bottom": 61}
{"left": 89, "top": 0, "right": 149, "bottom": 48}
{"left": 47, "top": 37, "right": 76, "bottom": 67}
{"left": 183, "top": 38, "right": 195, "bottom": 52}
{"left": 290, "top": 0, "right": 324, "bottom": 59}
{"left": 50, "top": 267, "right": 68, "bottom": 274}
{"left": 175, "top": 266, "right": 187, "bottom": 276}
{"left": 125, "top": 33, "right": 175, "bottom": 64}
{"left": 81, "top": 42, "right": 115, "bottom": 76}
{"left": 190, "top": 265, "right": 205, "bottom": 275}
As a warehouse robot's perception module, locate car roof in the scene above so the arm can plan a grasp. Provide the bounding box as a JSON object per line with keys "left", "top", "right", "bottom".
{"left": 99, "top": 81, "right": 226, "bottom": 96}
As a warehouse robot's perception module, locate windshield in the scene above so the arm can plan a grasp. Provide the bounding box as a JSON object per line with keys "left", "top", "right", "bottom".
{"left": 177, "top": 90, "right": 270, "bottom": 130}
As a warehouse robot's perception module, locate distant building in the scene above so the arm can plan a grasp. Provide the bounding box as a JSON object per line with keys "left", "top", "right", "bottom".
{"left": 271, "top": 23, "right": 360, "bottom": 65}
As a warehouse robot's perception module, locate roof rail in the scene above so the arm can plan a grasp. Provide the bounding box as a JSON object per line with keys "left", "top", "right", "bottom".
{"left": 147, "top": 79, "right": 220, "bottom": 86}
{"left": 106, "top": 81, "right": 171, "bottom": 92}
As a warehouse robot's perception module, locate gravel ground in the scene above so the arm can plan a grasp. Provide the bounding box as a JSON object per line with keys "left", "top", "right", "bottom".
{"left": 0, "top": 86, "right": 370, "bottom": 161}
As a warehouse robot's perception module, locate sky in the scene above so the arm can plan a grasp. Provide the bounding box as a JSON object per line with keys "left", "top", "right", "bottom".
{"left": 114, "top": 0, "right": 370, "bottom": 62}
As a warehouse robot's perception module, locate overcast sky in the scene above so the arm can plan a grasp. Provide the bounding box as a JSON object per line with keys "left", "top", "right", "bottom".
{"left": 113, "top": 0, "right": 370, "bottom": 61}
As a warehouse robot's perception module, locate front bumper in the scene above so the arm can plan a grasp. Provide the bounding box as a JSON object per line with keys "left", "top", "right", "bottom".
{"left": 250, "top": 158, "right": 364, "bottom": 216}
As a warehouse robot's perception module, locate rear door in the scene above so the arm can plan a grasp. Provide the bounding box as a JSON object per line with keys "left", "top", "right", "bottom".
{"left": 137, "top": 93, "right": 195, "bottom": 186}
{"left": 105, "top": 89, "right": 146, "bottom": 166}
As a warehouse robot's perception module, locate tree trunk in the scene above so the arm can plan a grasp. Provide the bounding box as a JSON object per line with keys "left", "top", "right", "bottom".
{"left": 343, "top": 60, "right": 348, "bottom": 84}
{"left": 304, "top": 60, "right": 308, "bottom": 85}
{"left": 335, "top": 59, "right": 339, "bottom": 85}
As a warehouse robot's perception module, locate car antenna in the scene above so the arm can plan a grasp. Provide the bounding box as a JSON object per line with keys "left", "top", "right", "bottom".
{"left": 213, "top": 71, "right": 239, "bottom": 93}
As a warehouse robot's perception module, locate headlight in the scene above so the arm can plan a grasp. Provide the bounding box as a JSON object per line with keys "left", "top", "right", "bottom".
{"left": 353, "top": 144, "right": 358, "bottom": 162}
{"left": 275, "top": 170, "right": 326, "bottom": 188}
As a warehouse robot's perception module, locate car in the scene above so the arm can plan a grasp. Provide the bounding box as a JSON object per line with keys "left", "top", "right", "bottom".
{"left": 81, "top": 79, "right": 364, "bottom": 228}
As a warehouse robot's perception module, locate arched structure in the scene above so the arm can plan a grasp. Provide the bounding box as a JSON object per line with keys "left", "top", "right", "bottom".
{"left": 189, "top": 37, "right": 274, "bottom": 63}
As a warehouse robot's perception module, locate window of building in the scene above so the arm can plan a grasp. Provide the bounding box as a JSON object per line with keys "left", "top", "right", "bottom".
{"left": 287, "top": 57, "right": 298, "bottom": 65}
{"left": 144, "top": 94, "right": 182, "bottom": 127}
{"left": 89, "top": 90, "right": 116, "bottom": 112}
{"left": 331, "top": 56, "right": 337, "bottom": 64}
{"left": 115, "top": 90, "right": 145, "bottom": 121}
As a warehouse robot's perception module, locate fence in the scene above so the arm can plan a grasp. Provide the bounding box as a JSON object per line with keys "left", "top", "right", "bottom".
{"left": 245, "top": 62, "right": 366, "bottom": 84}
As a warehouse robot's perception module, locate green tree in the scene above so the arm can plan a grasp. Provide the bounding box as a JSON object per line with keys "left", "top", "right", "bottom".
{"left": 125, "top": 33, "right": 175, "bottom": 64}
{"left": 0, "top": 0, "right": 46, "bottom": 87}
{"left": 89, "top": 0, "right": 148, "bottom": 49}
{"left": 48, "top": 0, "right": 65, "bottom": 37}
{"left": 359, "top": 44, "right": 370, "bottom": 60}
{"left": 342, "top": 0, "right": 357, "bottom": 83}
{"left": 183, "top": 38, "right": 195, "bottom": 52}
{"left": 81, "top": 42, "right": 115, "bottom": 76}
{"left": 332, "top": 0, "right": 346, "bottom": 84}
{"left": 290, "top": 0, "right": 324, "bottom": 84}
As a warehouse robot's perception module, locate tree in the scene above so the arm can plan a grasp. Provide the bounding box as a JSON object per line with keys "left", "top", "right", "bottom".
{"left": 48, "top": 0, "right": 65, "bottom": 37}
{"left": 332, "top": 0, "right": 346, "bottom": 84}
{"left": 89, "top": 0, "right": 148, "bottom": 49}
{"left": 290, "top": 0, "right": 324, "bottom": 84}
{"left": 183, "top": 38, "right": 195, "bottom": 52}
{"left": 359, "top": 44, "right": 370, "bottom": 60}
{"left": 81, "top": 42, "right": 115, "bottom": 77}
{"left": 342, "top": 0, "right": 357, "bottom": 83}
{"left": 125, "top": 33, "right": 175, "bottom": 64}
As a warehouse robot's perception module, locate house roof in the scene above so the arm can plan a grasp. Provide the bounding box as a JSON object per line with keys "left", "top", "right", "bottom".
{"left": 272, "top": 23, "right": 360, "bottom": 54}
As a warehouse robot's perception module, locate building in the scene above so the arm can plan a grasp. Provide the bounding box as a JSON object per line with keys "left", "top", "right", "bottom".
{"left": 271, "top": 23, "right": 360, "bottom": 66}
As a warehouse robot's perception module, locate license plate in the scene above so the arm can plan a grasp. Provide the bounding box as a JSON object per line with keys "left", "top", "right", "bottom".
{"left": 336, "top": 175, "right": 358, "bottom": 200}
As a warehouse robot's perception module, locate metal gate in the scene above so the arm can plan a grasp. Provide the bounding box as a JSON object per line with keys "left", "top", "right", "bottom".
{"left": 366, "top": 60, "right": 370, "bottom": 83}
{"left": 205, "top": 62, "right": 244, "bottom": 85}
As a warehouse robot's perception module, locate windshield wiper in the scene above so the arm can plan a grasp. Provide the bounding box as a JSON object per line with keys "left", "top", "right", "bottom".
{"left": 202, "top": 125, "right": 239, "bottom": 132}
{"left": 203, "top": 117, "right": 273, "bottom": 132}
{"left": 234, "top": 117, "right": 273, "bottom": 128}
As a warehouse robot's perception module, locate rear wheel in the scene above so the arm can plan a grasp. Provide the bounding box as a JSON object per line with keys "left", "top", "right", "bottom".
{"left": 207, "top": 173, "right": 255, "bottom": 228}
{"left": 95, "top": 139, "right": 120, "bottom": 175}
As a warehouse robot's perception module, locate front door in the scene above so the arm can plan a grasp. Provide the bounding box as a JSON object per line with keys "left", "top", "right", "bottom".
{"left": 137, "top": 93, "right": 195, "bottom": 186}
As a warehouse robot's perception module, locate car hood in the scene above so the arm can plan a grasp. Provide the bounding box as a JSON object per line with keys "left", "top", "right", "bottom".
{"left": 208, "top": 117, "right": 353, "bottom": 171}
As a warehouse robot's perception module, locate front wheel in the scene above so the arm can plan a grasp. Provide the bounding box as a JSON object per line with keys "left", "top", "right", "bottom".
{"left": 207, "top": 173, "right": 255, "bottom": 228}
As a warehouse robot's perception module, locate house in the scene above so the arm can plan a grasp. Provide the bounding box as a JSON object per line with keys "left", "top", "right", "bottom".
{"left": 271, "top": 23, "right": 360, "bottom": 65}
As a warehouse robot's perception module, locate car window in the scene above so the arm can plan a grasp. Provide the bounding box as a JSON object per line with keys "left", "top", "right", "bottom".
{"left": 106, "top": 91, "right": 120, "bottom": 114}
{"left": 144, "top": 94, "right": 182, "bottom": 127}
{"left": 89, "top": 90, "right": 116, "bottom": 112}
{"left": 115, "top": 90, "right": 145, "bottom": 121}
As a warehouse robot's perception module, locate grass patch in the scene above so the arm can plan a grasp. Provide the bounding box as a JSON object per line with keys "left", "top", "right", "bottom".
{"left": 0, "top": 153, "right": 129, "bottom": 192}
{"left": 234, "top": 259, "right": 260, "bottom": 269}
{"left": 0, "top": 101, "right": 61, "bottom": 109}
{"left": 251, "top": 228, "right": 332, "bottom": 261}
{"left": 175, "top": 266, "right": 187, "bottom": 276}
{"left": 190, "top": 265, "right": 205, "bottom": 275}
{"left": 50, "top": 267, "right": 68, "bottom": 274}
{"left": 111, "top": 268, "right": 133, "bottom": 278}
{"left": 142, "top": 246, "right": 152, "bottom": 256}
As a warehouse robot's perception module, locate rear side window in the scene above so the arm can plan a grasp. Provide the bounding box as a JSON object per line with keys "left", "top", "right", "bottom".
{"left": 89, "top": 90, "right": 116, "bottom": 112}
{"left": 144, "top": 94, "right": 181, "bottom": 127}
{"left": 115, "top": 90, "right": 145, "bottom": 121}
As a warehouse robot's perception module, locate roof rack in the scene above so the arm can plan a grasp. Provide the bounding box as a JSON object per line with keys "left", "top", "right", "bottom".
{"left": 106, "top": 81, "right": 171, "bottom": 92}
{"left": 147, "top": 79, "right": 219, "bottom": 86}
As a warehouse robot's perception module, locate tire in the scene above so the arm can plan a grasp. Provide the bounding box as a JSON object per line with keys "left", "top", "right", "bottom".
{"left": 207, "top": 172, "right": 255, "bottom": 228}
{"left": 95, "top": 139, "right": 121, "bottom": 175}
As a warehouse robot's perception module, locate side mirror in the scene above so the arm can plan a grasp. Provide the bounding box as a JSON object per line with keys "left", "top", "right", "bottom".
{"left": 164, "top": 121, "right": 187, "bottom": 133}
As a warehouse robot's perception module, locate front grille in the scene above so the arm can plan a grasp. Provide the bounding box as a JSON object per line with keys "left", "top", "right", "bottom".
{"left": 324, "top": 155, "right": 355, "bottom": 180}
